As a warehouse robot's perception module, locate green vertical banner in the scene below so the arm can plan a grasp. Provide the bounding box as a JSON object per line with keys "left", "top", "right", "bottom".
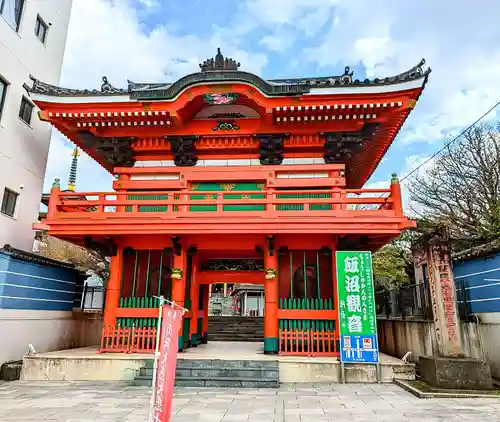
{"left": 336, "top": 251, "right": 379, "bottom": 363}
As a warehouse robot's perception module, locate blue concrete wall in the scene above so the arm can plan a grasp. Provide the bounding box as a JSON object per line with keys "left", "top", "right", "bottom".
{"left": 0, "top": 252, "right": 83, "bottom": 311}
{"left": 454, "top": 251, "right": 500, "bottom": 314}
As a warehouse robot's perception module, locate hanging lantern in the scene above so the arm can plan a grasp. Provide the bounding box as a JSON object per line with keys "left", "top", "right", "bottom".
{"left": 265, "top": 268, "right": 276, "bottom": 280}
{"left": 171, "top": 268, "right": 183, "bottom": 280}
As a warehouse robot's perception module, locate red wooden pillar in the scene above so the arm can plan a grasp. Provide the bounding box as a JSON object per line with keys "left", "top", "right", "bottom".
{"left": 201, "top": 285, "right": 210, "bottom": 343}
{"left": 172, "top": 250, "right": 186, "bottom": 351}
{"left": 264, "top": 240, "right": 279, "bottom": 354}
{"left": 104, "top": 246, "right": 124, "bottom": 327}
{"left": 189, "top": 255, "right": 200, "bottom": 347}
{"left": 116, "top": 174, "right": 130, "bottom": 213}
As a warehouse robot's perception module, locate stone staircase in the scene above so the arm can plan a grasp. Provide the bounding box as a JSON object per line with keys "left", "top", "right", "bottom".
{"left": 134, "top": 359, "right": 279, "bottom": 388}
{"left": 208, "top": 316, "right": 264, "bottom": 342}
{"left": 208, "top": 294, "right": 235, "bottom": 316}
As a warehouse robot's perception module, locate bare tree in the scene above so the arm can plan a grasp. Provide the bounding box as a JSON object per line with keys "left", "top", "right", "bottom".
{"left": 37, "top": 233, "right": 109, "bottom": 282}
{"left": 409, "top": 122, "right": 500, "bottom": 246}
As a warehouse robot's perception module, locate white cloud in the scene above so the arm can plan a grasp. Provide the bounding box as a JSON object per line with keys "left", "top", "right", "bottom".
{"left": 233, "top": 0, "right": 500, "bottom": 145}
{"left": 45, "top": 0, "right": 500, "bottom": 195}
{"left": 241, "top": 0, "right": 339, "bottom": 28}
{"left": 397, "top": 154, "right": 437, "bottom": 217}
{"left": 301, "top": 1, "right": 500, "bottom": 144}
{"left": 136, "top": 0, "right": 160, "bottom": 8}
{"left": 259, "top": 30, "right": 296, "bottom": 52}
{"left": 43, "top": 132, "right": 112, "bottom": 193}
{"left": 61, "top": 0, "right": 267, "bottom": 89}
{"left": 46, "top": 0, "right": 267, "bottom": 193}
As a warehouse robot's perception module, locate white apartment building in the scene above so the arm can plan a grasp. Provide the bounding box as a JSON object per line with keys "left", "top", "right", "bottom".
{"left": 0, "top": 0, "right": 72, "bottom": 251}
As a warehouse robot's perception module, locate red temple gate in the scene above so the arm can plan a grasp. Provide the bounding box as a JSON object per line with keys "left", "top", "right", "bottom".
{"left": 30, "top": 49, "right": 429, "bottom": 356}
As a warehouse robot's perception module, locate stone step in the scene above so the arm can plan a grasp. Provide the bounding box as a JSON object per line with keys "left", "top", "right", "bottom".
{"left": 140, "top": 366, "right": 278, "bottom": 379}
{"left": 143, "top": 359, "right": 278, "bottom": 370}
{"left": 208, "top": 317, "right": 264, "bottom": 343}
{"left": 134, "top": 358, "right": 279, "bottom": 388}
{"left": 208, "top": 328, "right": 263, "bottom": 332}
{"left": 208, "top": 326, "right": 264, "bottom": 330}
{"left": 175, "top": 377, "right": 279, "bottom": 388}
{"left": 134, "top": 376, "right": 279, "bottom": 388}
{"left": 207, "top": 338, "right": 263, "bottom": 342}
{"left": 210, "top": 329, "right": 263, "bottom": 332}
{"left": 208, "top": 333, "right": 264, "bottom": 337}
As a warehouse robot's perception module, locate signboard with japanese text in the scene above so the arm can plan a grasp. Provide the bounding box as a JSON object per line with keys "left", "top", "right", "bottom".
{"left": 336, "top": 251, "right": 379, "bottom": 364}
{"left": 152, "top": 304, "right": 183, "bottom": 422}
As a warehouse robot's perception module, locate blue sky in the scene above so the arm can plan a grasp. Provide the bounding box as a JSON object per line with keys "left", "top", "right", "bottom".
{"left": 44, "top": 0, "right": 500, "bottom": 209}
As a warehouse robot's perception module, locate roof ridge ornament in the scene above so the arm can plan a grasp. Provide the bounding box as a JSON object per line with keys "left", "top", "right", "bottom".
{"left": 24, "top": 75, "right": 128, "bottom": 97}
{"left": 199, "top": 48, "right": 240, "bottom": 72}
{"left": 101, "top": 76, "right": 122, "bottom": 93}
{"left": 378, "top": 58, "right": 430, "bottom": 84}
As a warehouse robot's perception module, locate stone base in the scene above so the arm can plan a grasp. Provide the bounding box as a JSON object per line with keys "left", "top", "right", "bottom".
{"left": 419, "top": 356, "right": 493, "bottom": 390}
{"left": 0, "top": 360, "right": 22, "bottom": 381}
{"left": 22, "top": 346, "right": 415, "bottom": 383}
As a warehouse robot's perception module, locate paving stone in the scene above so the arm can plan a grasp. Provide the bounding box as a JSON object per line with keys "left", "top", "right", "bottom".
{"left": 0, "top": 381, "right": 498, "bottom": 421}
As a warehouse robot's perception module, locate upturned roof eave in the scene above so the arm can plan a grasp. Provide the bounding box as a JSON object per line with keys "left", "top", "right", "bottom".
{"left": 25, "top": 57, "right": 430, "bottom": 103}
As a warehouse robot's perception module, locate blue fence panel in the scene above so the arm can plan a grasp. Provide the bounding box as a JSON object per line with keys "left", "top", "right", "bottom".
{"left": 454, "top": 251, "right": 500, "bottom": 314}
{"left": 0, "top": 252, "right": 83, "bottom": 311}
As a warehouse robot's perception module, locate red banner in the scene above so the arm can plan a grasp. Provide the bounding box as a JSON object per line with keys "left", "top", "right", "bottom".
{"left": 152, "top": 304, "right": 183, "bottom": 422}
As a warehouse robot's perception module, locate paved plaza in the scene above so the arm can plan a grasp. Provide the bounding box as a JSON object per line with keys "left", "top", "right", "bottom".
{"left": 0, "top": 381, "right": 499, "bottom": 421}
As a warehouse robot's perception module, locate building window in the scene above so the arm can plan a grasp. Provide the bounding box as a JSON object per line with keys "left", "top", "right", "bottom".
{"left": 0, "top": 77, "right": 7, "bottom": 121}
{"left": 1, "top": 188, "right": 18, "bottom": 217}
{"left": 0, "top": 0, "right": 25, "bottom": 31}
{"left": 34, "top": 15, "right": 48, "bottom": 43}
{"left": 19, "top": 96, "right": 33, "bottom": 125}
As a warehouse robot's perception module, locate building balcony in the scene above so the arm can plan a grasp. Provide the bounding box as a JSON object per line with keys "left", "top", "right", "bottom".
{"left": 39, "top": 176, "right": 415, "bottom": 239}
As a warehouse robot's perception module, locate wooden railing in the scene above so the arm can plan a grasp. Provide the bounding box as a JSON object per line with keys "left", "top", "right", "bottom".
{"left": 47, "top": 188, "right": 399, "bottom": 218}
{"left": 279, "top": 329, "right": 339, "bottom": 357}
{"left": 99, "top": 325, "right": 157, "bottom": 353}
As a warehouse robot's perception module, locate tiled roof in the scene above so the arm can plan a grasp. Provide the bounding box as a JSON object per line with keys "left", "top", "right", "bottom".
{"left": 25, "top": 49, "right": 430, "bottom": 99}
{"left": 453, "top": 238, "right": 500, "bottom": 262}
{"left": 0, "top": 244, "right": 76, "bottom": 270}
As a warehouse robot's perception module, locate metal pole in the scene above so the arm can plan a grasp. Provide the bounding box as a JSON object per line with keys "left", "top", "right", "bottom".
{"left": 158, "top": 250, "right": 164, "bottom": 297}
{"left": 303, "top": 252, "right": 307, "bottom": 299}
{"left": 316, "top": 251, "right": 321, "bottom": 299}
{"left": 132, "top": 250, "right": 139, "bottom": 297}
{"left": 148, "top": 295, "right": 165, "bottom": 422}
{"left": 145, "top": 250, "right": 151, "bottom": 297}
{"left": 81, "top": 284, "right": 87, "bottom": 311}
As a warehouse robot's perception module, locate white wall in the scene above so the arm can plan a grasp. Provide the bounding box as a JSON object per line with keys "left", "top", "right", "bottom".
{"left": 0, "top": 0, "right": 72, "bottom": 251}
{"left": 0, "top": 309, "right": 103, "bottom": 365}
{"left": 0, "top": 309, "right": 75, "bottom": 363}
{"left": 378, "top": 318, "right": 500, "bottom": 379}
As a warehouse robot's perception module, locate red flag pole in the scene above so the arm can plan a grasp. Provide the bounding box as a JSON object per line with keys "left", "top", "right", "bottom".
{"left": 149, "top": 298, "right": 187, "bottom": 422}
{"left": 148, "top": 295, "right": 165, "bottom": 421}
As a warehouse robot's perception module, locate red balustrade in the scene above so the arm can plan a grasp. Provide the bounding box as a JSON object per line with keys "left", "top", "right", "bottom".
{"left": 99, "top": 325, "right": 157, "bottom": 353}
{"left": 279, "top": 329, "right": 339, "bottom": 357}
{"left": 49, "top": 188, "right": 396, "bottom": 217}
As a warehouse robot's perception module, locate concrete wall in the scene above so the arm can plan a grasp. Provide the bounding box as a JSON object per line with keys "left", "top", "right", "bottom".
{"left": 378, "top": 317, "right": 500, "bottom": 379}
{"left": 0, "top": 309, "right": 103, "bottom": 366}
{"left": 72, "top": 311, "right": 103, "bottom": 348}
{"left": 0, "top": 309, "right": 75, "bottom": 364}
{"left": 0, "top": 0, "right": 72, "bottom": 251}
